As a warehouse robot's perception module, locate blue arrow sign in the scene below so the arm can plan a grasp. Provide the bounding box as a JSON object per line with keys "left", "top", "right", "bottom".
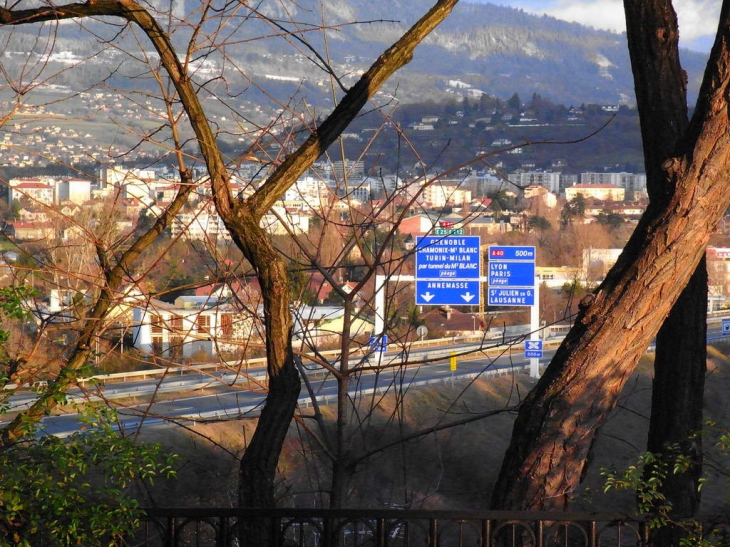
{"left": 415, "top": 280, "right": 481, "bottom": 306}
{"left": 488, "top": 287, "right": 535, "bottom": 306}
{"left": 416, "top": 235, "right": 481, "bottom": 280}
{"left": 524, "top": 340, "right": 543, "bottom": 359}
{"left": 723, "top": 319, "right": 730, "bottom": 336}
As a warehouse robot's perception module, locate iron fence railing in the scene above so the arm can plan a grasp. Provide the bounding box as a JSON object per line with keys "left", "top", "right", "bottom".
{"left": 135, "top": 508, "right": 730, "bottom": 547}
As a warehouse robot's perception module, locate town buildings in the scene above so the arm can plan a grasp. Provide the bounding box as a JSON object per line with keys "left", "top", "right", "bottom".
{"left": 564, "top": 183, "right": 625, "bottom": 202}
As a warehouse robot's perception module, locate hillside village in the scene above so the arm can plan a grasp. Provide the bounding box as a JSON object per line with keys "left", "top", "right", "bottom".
{"left": 3, "top": 94, "right": 730, "bottom": 365}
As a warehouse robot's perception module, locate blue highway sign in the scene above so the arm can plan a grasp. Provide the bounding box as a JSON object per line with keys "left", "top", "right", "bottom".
{"left": 416, "top": 235, "right": 481, "bottom": 280}
{"left": 415, "top": 280, "right": 481, "bottom": 306}
{"left": 487, "top": 245, "right": 536, "bottom": 305}
{"left": 369, "top": 334, "right": 389, "bottom": 353}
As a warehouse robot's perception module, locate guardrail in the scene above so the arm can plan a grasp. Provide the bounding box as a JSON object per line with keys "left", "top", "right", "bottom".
{"left": 16, "top": 313, "right": 729, "bottom": 391}
{"left": 72, "top": 329, "right": 557, "bottom": 387}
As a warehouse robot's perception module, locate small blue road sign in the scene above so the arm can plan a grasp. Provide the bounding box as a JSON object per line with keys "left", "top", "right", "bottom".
{"left": 524, "top": 340, "right": 543, "bottom": 359}
{"left": 723, "top": 319, "right": 730, "bottom": 336}
{"left": 488, "top": 261, "right": 536, "bottom": 287}
{"left": 369, "top": 334, "right": 389, "bottom": 353}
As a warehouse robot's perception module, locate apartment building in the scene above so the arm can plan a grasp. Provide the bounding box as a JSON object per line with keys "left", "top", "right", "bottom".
{"left": 565, "top": 183, "right": 625, "bottom": 202}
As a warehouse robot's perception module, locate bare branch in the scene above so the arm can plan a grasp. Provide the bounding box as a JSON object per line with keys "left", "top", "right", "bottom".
{"left": 246, "top": 0, "right": 459, "bottom": 219}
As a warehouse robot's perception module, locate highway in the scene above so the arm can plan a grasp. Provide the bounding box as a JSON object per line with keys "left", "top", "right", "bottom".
{"left": 6, "top": 315, "right": 730, "bottom": 438}
{"left": 9, "top": 342, "right": 553, "bottom": 437}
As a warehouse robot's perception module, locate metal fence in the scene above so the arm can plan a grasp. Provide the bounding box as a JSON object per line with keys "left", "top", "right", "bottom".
{"left": 135, "top": 508, "right": 672, "bottom": 547}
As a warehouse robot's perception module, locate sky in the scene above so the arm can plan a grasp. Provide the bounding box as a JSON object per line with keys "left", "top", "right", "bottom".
{"left": 468, "top": 0, "right": 719, "bottom": 52}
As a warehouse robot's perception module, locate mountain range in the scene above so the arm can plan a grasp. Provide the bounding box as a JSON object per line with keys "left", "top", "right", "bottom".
{"left": 2, "top": 0, "right": 710, "bottom": 110}
{"left": 200, "top": 0, "right": 710, "bottom": 106}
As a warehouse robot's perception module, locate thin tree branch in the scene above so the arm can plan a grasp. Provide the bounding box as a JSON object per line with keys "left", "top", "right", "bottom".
{"left": 245, "top": 0, "right": 459, "bottom": 219}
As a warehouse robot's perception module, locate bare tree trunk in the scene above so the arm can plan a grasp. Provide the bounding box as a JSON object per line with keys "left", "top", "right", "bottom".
{"left": 491, "top": 1, "right": 730, "bottom": 509}
{"left": 624, "top": 0, "right": 706, "bottom": 522}
{"left": 331, "top": 303, "right": 354, "bottom": 511}
{"left": 225, "top": 219, "right": 301, "bottom": 513}
{"left": 211, "top": 4, "right": 459, "bottom": 542}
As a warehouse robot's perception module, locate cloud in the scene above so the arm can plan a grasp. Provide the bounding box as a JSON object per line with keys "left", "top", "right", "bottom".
{"left": 673, "top": 0, "right": 720, "bottom": 43}
{"left": 541, "top": 0, "right": 627, "bottom": 33}
{"left": 478, "top": 0, "right": 720, "bottom": 51}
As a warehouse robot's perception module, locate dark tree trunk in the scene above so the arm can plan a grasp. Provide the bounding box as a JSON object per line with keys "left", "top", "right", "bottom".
{"left": 644, "top": 262, "right": 707, "bottom": 547}
{"left": 239, "top": 349, "right": 302, "bottom": 508}
{"left": 623, "top": 0, "right": 706, "bottom": 522}
{"left": 232, "top": 232, "right": 302, "bottom": 506}
{"left": 491, "top": 0, "right": 730, "bottom": 508}
{"left": 650, "top": 263, "right": 707, "bottom": 513}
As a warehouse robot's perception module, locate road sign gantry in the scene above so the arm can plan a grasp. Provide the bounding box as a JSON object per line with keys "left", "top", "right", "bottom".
{"left": 375, "top": 243, "right": 543, "bottom": 378}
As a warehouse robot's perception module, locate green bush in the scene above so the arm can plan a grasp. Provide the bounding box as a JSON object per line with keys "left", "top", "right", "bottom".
{"left": 0, "top": 286, "right": 177, "bottom": 546}
{"left": 1, "top": 406, "right": 177, "bottom": 546}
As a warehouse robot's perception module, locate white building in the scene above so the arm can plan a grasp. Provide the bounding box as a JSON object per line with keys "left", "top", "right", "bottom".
{"left": 330, "top": 159, "right": 365, "bottom": 180}
{"left": 421, "top": 182, "right": 472, "bottom": 208}
{"left": 580, "top": 172, "right": 647, "bottom": 195}
{"left": 132, "top": 295, "right": 258, "bottom": 358}
{"left": 565, "top": 184, "right": 625, "bottom": 202}
{"left": 510, "top": 171, "right": 562, "bottom": 195}
{"left": 336, "top": 178, "right": 371, "bottom": 202}
{"left": 536, "top": 266, "right": 582, "bottom": 289}
{"left": 57, "top": 178, "right": 92, "bottom": 204}
{"left": 581, "top": 247, "right": 623, "bottom": 282}
{"left": 171, "top": 206, "right": 230, "bottom": 241}
{"left": 261, "top": 205, "right": 309, "bottom": 235}
{"left": 99, "top": 167, "right": 159, "bottom": 202}
{"left": 523, "top": 185, "right": 558, "bottom": 209}
{"left": 8, "top": 178, "right": 55, "bottom": 206}
{"left": 282, "top": 175, "right": 331, "bottom": 212}
{"left": 361, "top": 174, "right": 403, "bottom": 196}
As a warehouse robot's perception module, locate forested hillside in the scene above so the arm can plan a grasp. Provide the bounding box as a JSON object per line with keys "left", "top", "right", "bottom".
{"left": 0, "top": 0, "right": 709, "bottom": 110}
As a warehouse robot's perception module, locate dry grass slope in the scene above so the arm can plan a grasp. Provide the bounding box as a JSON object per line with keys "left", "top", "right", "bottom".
{"left": 139, "top": 344, "right": 730, "bottom": 512}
